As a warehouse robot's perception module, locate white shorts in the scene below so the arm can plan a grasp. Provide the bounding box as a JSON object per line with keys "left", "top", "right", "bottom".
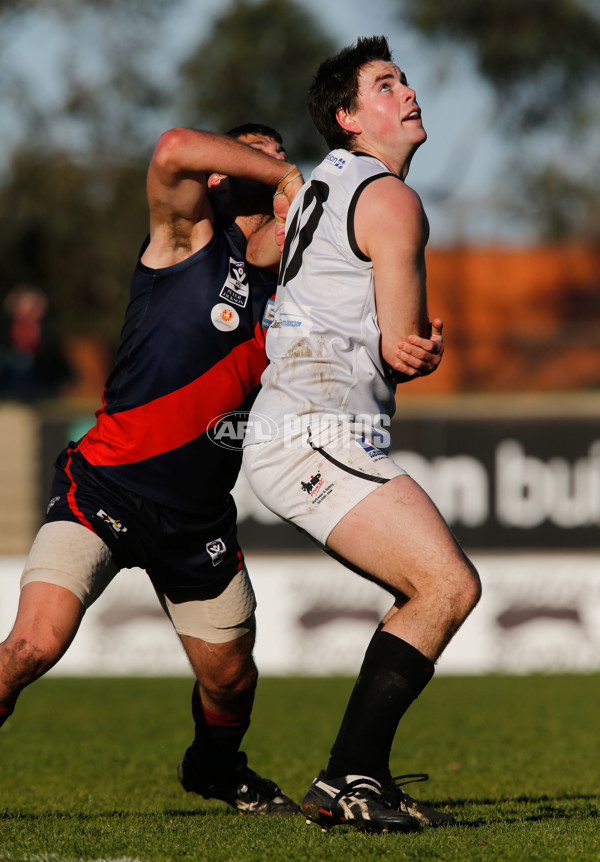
{"left": 20, "top": 521, "right": 256, "bottom": 643}
{"left": 243, "top": 419, "right": 406, "bottom": 546}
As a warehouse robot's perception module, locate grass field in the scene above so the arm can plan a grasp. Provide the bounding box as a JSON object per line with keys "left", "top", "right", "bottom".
{"left": 1, "top": 674, "right": 599, "bottom": 861}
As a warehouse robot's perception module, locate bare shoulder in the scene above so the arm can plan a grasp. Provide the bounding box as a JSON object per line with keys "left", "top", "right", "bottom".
{"left": 147, "top": 128, "right": 206, "bottom": 197}
{"left": 359, "top": 175, "right": 424, "bottom": 219}
{"left": 355, "top": 176, "right": 428, "bottom": 258}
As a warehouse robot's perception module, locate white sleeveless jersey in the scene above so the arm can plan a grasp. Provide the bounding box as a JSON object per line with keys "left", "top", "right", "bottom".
{"left": 246, "top": 149, "right": 397, "bottom": 446}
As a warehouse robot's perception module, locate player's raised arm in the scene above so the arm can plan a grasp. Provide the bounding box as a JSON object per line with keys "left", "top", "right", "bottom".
{"left": 354, "top": 174, "right": 432, "bottom": 380}
{"left": 145, "top": 128, "right": 301, "bottom": 263}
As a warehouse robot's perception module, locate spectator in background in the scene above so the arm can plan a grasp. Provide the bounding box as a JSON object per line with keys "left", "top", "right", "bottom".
{"left": 0, "top": 284, "right": 70, "bottom": 399}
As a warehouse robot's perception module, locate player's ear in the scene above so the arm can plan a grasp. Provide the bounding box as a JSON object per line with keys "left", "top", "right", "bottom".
{"left": 336, "top": 107, "right": 361, "bottom": 134}
{"left": 208, "top": 173, "right": 227, "bottom": 188}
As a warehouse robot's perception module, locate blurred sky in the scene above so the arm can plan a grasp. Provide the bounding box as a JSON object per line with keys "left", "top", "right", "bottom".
{"left": 3, "top": 0, "right": 530, "bottom": 245}
{"left": 166, "top": 0, "right": 514, "bottom": 245}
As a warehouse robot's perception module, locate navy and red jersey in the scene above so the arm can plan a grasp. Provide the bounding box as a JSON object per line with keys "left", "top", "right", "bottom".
{"left": 72, "top": 221, "right": 276, "bottom": 514}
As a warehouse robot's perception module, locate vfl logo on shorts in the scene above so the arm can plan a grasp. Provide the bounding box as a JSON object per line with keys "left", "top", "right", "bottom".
{"left": 96, "top": 509, "right": 128, "bottom": 534}
{"left": 206, "top": 538, "right": 226, "bottom": 566}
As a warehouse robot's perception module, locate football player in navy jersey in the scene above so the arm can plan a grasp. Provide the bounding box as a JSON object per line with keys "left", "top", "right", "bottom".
{"left": 0, "top": 120, "right": 444, "bottom": 816}
{"left": 0, "top": 124, "right": 306, "bottom": 815}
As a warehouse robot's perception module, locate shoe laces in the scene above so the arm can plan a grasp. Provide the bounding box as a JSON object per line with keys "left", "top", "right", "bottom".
{"left": 389, "top": 772, "right": 429, "bottom": 788}
{"left": 382, "top": 772, "right": 428, "bottom": 803}
{"left": 331, "top": 775, "right": 388, "bottom": 809}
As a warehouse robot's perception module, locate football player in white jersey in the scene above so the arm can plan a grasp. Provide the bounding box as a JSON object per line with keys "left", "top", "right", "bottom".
{"left": 243, "top": 36, "right": 481, "bottom": 832}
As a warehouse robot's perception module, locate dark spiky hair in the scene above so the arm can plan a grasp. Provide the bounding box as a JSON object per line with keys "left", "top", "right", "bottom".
{"left": 307, "top": 35, "right": 393, "bottom": 150}
{"left": 225, "top": 123, "right": 284, "bottom": 145}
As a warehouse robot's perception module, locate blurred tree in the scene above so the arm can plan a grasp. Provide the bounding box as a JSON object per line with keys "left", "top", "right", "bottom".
{"left": 0, "top": 148, "right": 148, "bottom": 344}
{"left": 403, "top": 0, "right": 600, "bottom": 130}
{"left": 180, "top": 0, "right": 335, "bottom": 164}
{"left": 0, "top": 0, "right": 337, "bottom": 359}
{"left": 0, "top": 0, "right": 172, "bottom": 159}
{"left": 0, "top": 0, "right": 174, "bottom": 352}
{"left": 401, "top": 0, "right": 600, "bottom": 241}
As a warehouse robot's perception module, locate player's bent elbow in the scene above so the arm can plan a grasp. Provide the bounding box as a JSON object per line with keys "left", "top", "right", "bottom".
{"left": 151, "top": 127, "right": 195, "bottom": 175}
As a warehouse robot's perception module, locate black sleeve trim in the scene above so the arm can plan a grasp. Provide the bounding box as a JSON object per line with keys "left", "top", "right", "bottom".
{"left": 347, "top": 172, "right": 393, "bottom": 261}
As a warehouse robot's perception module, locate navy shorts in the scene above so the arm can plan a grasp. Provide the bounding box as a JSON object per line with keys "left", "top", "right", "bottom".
{"left": 45, "top": 447, "right": 244, "bottom": 599}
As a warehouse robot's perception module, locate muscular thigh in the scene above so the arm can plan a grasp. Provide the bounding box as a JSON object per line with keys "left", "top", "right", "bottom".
{"left": 326, "top": 474, "right": 473, "bottom": 597}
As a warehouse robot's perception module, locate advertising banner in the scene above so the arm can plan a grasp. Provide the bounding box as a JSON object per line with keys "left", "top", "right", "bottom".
{"left": 233, "top": 416, "right": 600, "bottom": 551}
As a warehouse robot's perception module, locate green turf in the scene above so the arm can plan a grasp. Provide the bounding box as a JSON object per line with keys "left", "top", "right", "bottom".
{"left": 1, "top": 675, "right": 599, "bottom": 861}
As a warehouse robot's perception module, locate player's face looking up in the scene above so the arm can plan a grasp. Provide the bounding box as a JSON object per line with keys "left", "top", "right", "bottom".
{"left": 338, "top": 61, "right": 427, "bottom": 164}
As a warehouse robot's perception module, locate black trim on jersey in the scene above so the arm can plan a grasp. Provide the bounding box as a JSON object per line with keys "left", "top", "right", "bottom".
{"left": 347, "top": 172, "right": 393, "bottom": 262}
{"left": 352, "top": 151, "right": 384, "bottom": 161}
{"left": 307, "top": 428, "right": 389, "bottom": 485}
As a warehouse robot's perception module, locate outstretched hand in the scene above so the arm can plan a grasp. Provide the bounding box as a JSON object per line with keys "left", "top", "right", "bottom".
{"left": 392, "top": 318, "right": 444, "bottom": 378}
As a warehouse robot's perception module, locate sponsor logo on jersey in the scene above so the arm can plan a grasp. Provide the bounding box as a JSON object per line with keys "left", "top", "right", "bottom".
{"left": 219, "top": 259, "right": 250, "bottom": 308}
{"left": 207, "top": 410, "right": 277, "bottom": 450}
{"left": 269, "top": 302, "right": 312, "bottom": 335}
{"left": 96, "top": 509, "right": 128, "bottom": 534}
{"left": 206, "top": 537, "right": 226, "bottom": 566}
{"left": 211, "top": 303, "right": 240, "bottom": 331}
{"left": 324, "top": 153, "right": 347, "bottom": 170}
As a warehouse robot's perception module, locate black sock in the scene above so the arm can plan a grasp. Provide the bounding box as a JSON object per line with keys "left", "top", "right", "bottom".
{"left": 186, "top": 682, "right": 251, "bottom": 779}
{"left": 324, "top": 630, "right": 434, "bottom": 783}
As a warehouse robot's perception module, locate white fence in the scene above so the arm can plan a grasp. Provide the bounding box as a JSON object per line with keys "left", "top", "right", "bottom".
{"left": 1, "top": 551, "right": 599, "bottom": 676}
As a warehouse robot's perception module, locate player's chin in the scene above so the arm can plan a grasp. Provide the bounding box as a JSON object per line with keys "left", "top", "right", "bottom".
{"left": 407, "top": 125, "right": 427, "bottom": 146}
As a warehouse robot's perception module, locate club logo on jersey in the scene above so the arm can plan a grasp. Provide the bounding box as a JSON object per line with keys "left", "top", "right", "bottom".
{"left": 206, "top": 538, "right": 226, "bottom": 566}
{"left": 207, "top": 410, "right": 277, "bottom": 450}
{"left": 211, "top": 303, "right": 240, "bottom": 331}
{"left": 96, "top": 509, "right": 128, "bottom": 534}
{"left": 219, "top": 258, "right": 250, "bottom": 307}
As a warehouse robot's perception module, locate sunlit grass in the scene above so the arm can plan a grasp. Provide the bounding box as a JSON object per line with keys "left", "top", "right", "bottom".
{"left": 1, "top": 675, "right": 599, "bottom": 861}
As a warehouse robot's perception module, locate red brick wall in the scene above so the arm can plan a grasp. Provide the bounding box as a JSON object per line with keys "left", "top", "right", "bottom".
{"left": 402, "top": 245, "right": 600, "bottom": 396}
